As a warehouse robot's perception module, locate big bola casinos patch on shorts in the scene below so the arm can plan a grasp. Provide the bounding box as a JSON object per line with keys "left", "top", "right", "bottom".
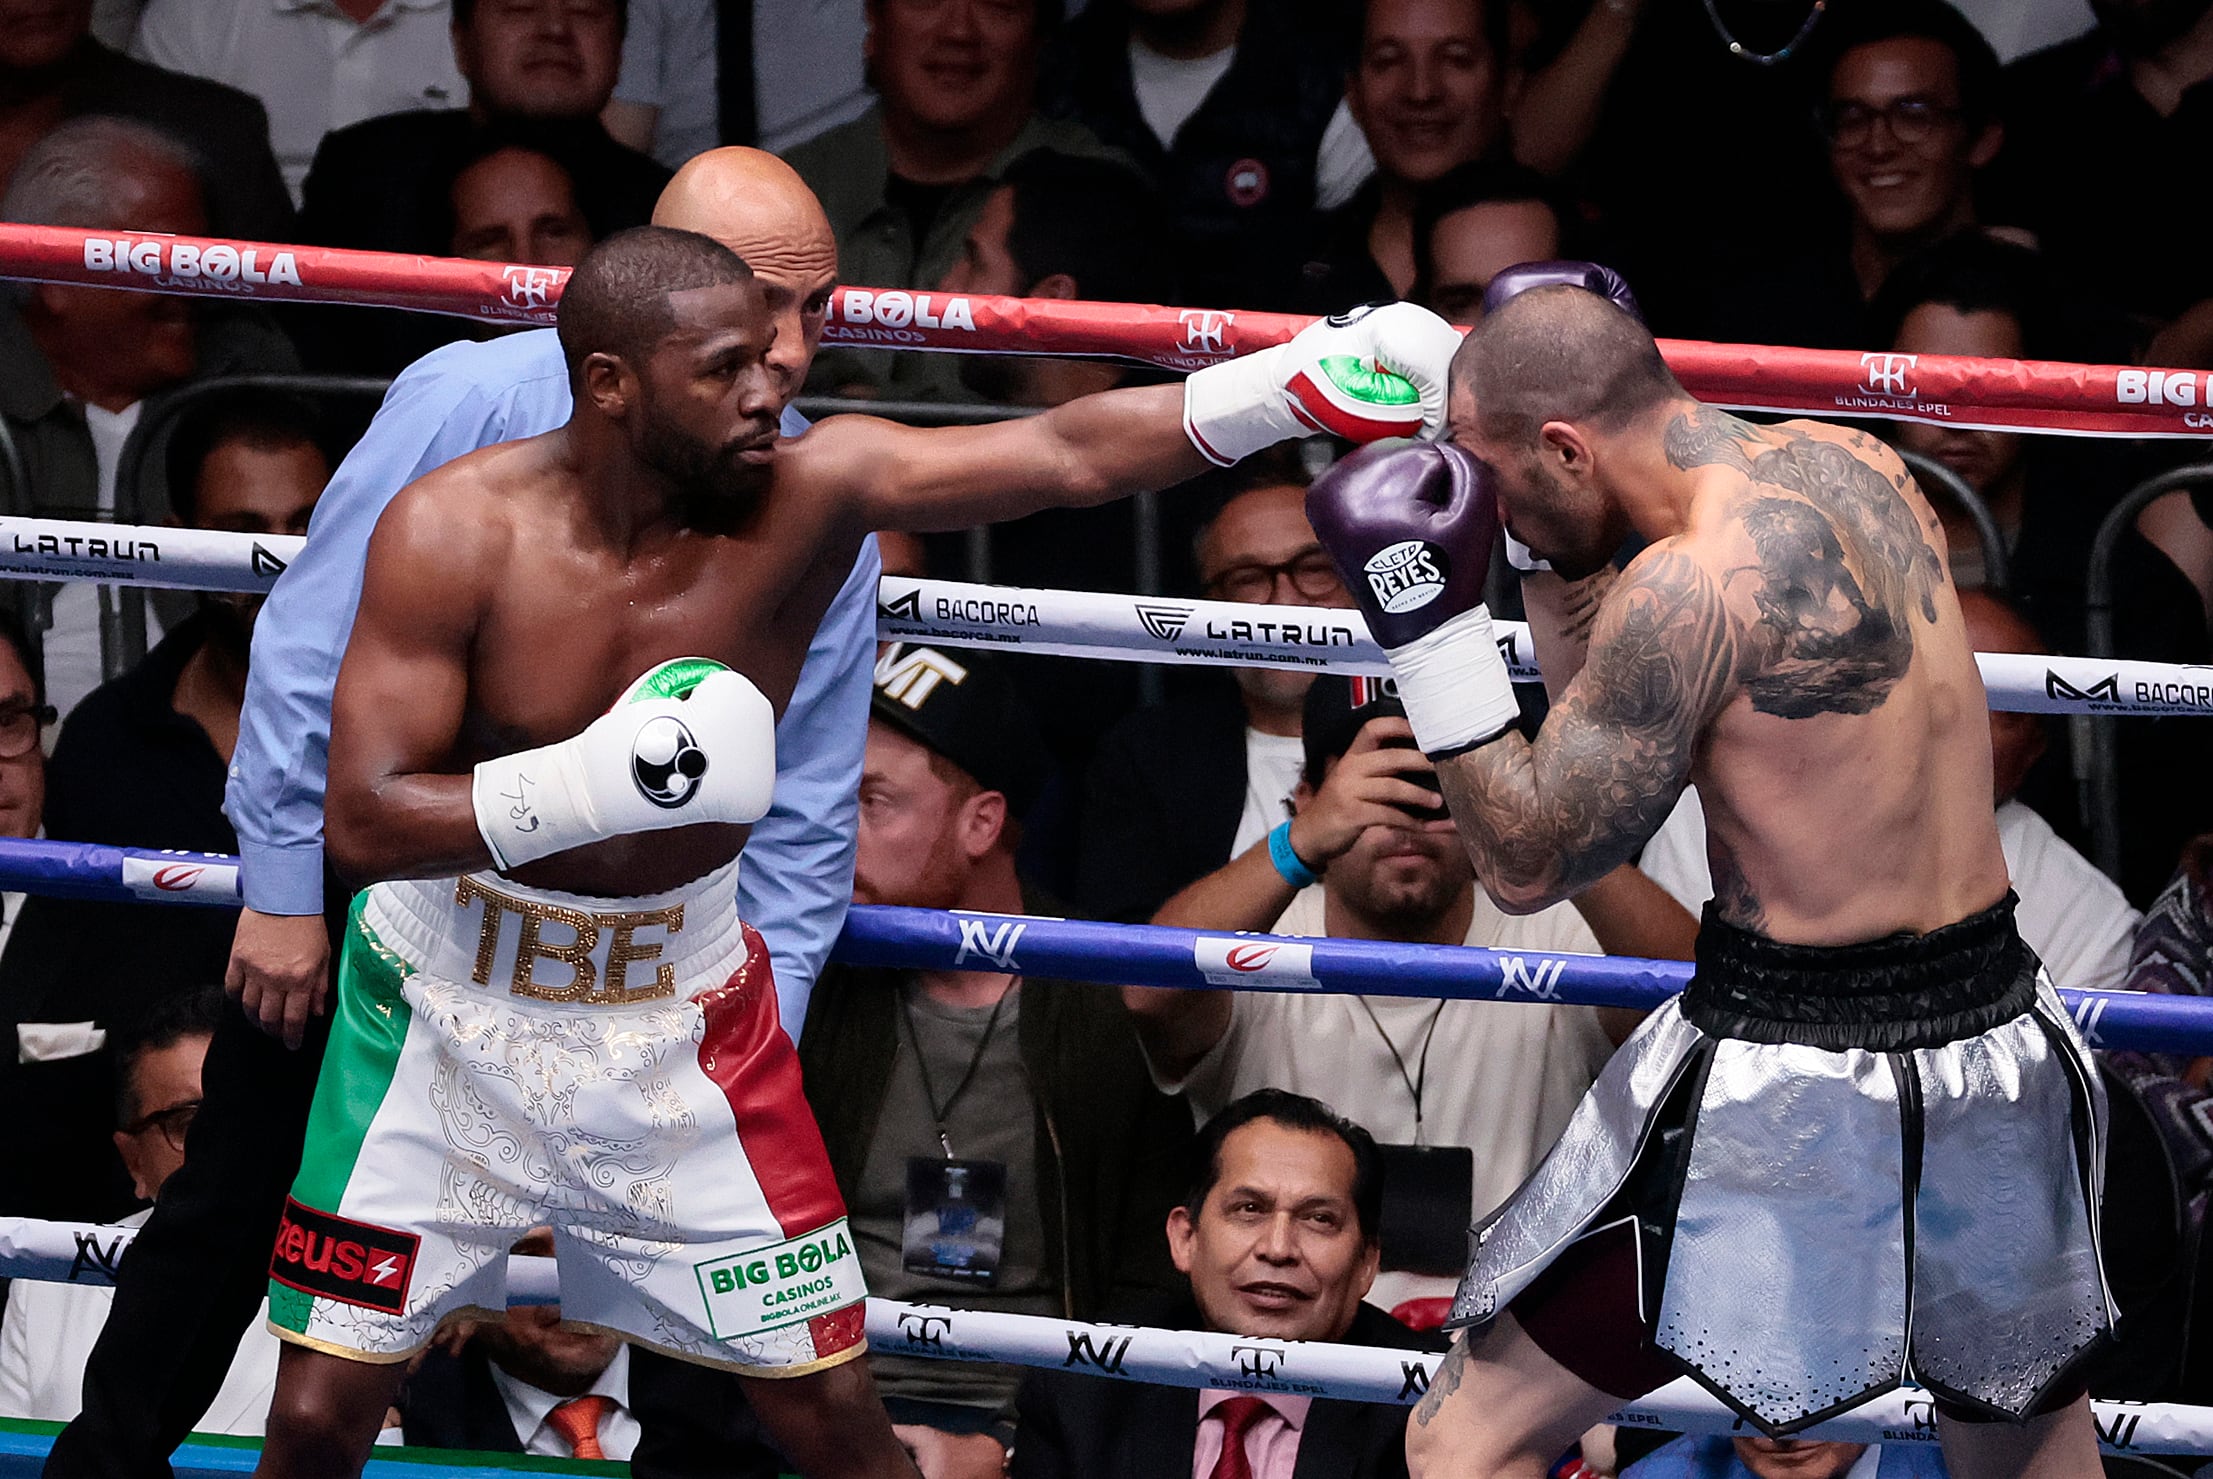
{"left": 270, "top": 1197, "right": 419, "bottom": 1313}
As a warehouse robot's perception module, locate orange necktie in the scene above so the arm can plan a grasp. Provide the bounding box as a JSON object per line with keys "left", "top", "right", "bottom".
{"left": 546, "top": 1394, "right": 615, "bottom": 1460}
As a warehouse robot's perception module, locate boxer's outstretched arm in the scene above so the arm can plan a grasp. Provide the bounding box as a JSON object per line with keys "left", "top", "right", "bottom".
{"left": 324, "top": 482, "right": 498, "bottom": 884}
{"left": 1433, "top": 541, "right": 1744, "bottom": 915}
{"left": 801, "top": 385, "right": 1213, "bottom": 533}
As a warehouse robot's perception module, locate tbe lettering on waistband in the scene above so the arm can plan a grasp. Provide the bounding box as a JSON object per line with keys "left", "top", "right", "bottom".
{"left": 454, "top": 875, "right": 684, "bottom": 1004}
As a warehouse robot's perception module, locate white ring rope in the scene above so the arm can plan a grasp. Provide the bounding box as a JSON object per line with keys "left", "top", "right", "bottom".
{"left": 0, "top": 1216, "right": 2192, "bottom": 1454}
{"left": 1, "top": 517, "right": 2203, "bottom": 719}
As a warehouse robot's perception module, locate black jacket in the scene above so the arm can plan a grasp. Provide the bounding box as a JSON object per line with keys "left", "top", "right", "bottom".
{"left": 0, "top": 614, "right": 243, "bottom": 1222}
{"left": 397, "top": 1344, "right": 783, "bottom": 1478}
{"left": 1010, "top": 1299, "right": 1444, "bottom": 1479}
{"left": 1041, "top": 0, "right": 1354, "bottom": 311}
{"left": 296, "top": 110, "right": 669, "bottom": 373}
{"left": 798, "top": 886, "right": 1195, "bottom": 1319}
{"left": 56, "top": 39, "right": 294, "bottom": 242}
{"left": 1074, "top": 691, "right": 1248, "bottom": 924}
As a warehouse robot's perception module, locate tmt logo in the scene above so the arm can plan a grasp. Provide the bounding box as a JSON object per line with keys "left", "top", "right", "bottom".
{"left": 897, "top": 1312, "right": 953, "bottom": 1347}
{"left": 1178, "top": 309, "right": 1235, "bottom": 356}
{"left": 1858, "top": 352, "right": 1918, "bottom": 398}
{"left": 501, "top": 264, "right": 562, "bottom": 310}
{"left": 1231, "top": 1345, "right": 1286, "bottom": 1380}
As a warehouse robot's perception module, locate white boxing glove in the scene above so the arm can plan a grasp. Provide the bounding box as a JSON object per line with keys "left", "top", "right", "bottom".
{"left": 1182, "top": 301, "right": 1464, "bottom": 466}
{"left": 471, "top": 659, "right": 777, "bottom": 871}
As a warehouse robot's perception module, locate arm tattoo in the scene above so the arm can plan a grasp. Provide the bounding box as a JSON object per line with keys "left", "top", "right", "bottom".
{"left": 1554, "top": 566, "right": 1619, "bottom": 647}
{"left": 1439, "top": 546, "right": 1740, "bottom": 907}
{"left": 1413, "top": 1333, "right": 1472, "bottom": 1428}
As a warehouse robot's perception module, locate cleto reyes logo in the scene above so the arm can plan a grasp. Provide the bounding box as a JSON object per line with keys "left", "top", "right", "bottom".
{"left": 270, "top": 1199, "right": 418, "bottom": 1313}
{"left": 151, "top": 864, "right": 205, "bottom": 891}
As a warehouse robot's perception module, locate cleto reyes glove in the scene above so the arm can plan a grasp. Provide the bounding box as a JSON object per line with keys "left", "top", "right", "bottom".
{"left": 1308, "top": 441, "right": 1520, "bottom": 757}
{"left": 1182, "top": 301, "right": 1463, "bottom": 466}
{"left": 1481, "top": 258, "right": 1643, "bottom": 323}
{"left": 471, "top": 658, "right": 777, "bottom": 870}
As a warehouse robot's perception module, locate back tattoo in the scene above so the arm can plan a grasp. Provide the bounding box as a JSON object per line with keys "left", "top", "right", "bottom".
{"left": 1663, "top": 410, "right": 1945, "bottom": 720}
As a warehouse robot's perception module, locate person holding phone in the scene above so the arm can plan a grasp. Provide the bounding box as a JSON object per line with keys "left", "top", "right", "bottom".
{"left": 1125, "top": 676, "right": 1694, "bottom": 1313}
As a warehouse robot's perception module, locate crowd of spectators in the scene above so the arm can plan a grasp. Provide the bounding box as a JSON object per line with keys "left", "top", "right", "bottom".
{"left": 5, "top": 0, "right": 2213, "bottom": 1474}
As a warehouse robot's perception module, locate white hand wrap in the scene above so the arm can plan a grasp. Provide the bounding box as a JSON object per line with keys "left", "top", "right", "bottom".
{"left": 1182, "top": 342, "right": 1303, "bottom": 467}
{"left": 1387, "top": 605, "right": 1521, "bottom": 757}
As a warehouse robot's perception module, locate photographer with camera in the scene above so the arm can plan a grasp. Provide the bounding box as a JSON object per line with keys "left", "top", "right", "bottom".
{"left": 1124, "top": 677, "right": 1693, "bottom": 1312}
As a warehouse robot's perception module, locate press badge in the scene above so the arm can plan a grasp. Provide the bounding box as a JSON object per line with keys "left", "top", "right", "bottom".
{"left": 902, "top": 1157, "right": 1009, "bottom": 1285}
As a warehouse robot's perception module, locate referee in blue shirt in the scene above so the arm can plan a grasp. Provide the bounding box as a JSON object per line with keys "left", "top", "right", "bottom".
{"left": 46, "top": 150, "right": 870, "bottom": 1477}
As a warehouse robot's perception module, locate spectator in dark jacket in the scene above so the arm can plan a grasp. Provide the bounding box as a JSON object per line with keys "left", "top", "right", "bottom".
{"left": 803, "top": 645, "right": 1194, "bottom": 1478}
{"left": 296, "top": 0, "right": 667, "bottom": 372}
{"left": 1009, "top": 1090, "right": 1444, "bottom": 1479}
{"left": 1076, "top": 475, "right": 1360, "bottom": 922}
{"left": 0, "top": 0, "right": 292, "bottom": 242}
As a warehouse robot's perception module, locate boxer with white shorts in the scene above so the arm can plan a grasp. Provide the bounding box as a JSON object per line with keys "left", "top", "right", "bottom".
{"left": 253, "top": 222, "right": 1461, "bottom": 1476}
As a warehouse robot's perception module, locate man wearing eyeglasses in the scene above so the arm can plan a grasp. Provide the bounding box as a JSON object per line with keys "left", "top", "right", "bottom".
{"left": 1703, "top": 0, "right": 2004, "bottom": 351}
{"left": 0, "top": 611, "right": 53, "bottom": 964}
{"left": 1076, "top": 475, "right": 1361, "bottom": 923}
{"left": 0, "top": 987, "right": 280, "bottom": 1433}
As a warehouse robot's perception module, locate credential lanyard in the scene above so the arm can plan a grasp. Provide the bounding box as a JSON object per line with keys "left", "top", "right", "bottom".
{"left": 900, "top": 983, "right": 1014, "bottom": 1160}
{"left": 1357, "top": 996, "right": 1446, "bottom": 1146}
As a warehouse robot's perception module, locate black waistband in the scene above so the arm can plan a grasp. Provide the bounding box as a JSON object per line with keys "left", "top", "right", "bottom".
{"left": 1681, "top": 893, "right": 2039, "bottom": 1052}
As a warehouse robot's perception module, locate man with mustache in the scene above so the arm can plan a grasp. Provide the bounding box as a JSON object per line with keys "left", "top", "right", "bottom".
{"left": 1008, "top": 1090, "right": 1444, "bottom": 1479}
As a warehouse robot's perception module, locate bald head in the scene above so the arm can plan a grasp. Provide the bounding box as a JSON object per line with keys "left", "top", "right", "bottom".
{"left": 652, "top": 148, "right": 838, "bottom": 403}
{"left": 1454, "top": 285, "right": 1680, "bottom": 447}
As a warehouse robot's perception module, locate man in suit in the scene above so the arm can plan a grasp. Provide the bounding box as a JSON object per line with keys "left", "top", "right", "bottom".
{"left": 1011, "top": 1089, "right": 1443, "bottom": 1479}
{"left": 397, "top": 1229, "right": 781, "bottom": 1473}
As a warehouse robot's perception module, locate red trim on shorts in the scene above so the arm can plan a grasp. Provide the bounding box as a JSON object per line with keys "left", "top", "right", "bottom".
{"left": 808, "top": 1304, "right": 868, "bottom": 1361}
{"left": 695, "top": 924, "right": 850, "bottom": 1239}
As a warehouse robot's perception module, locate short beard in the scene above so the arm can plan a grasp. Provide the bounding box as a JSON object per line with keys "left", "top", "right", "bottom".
{"left": 637, "top": 406, "right": 766, "bottom": 521}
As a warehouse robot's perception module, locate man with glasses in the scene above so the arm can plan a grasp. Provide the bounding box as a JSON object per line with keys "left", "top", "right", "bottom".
{"left": 0, "top": 987, "right": 281, "bottom": 1432}
{"left": 1076, "top": 475, "right": 1360, "bottom": 923}
{"left": 1704, "top": 0, "right": 2004, "bottom": 350}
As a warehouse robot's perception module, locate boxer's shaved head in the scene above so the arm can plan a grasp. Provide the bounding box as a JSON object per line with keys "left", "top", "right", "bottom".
{"left": 557, "top": 225, "right": 756, "bottom": 383}
{"left": 1453, "top": 285, "right": 1679, "bottom": 447}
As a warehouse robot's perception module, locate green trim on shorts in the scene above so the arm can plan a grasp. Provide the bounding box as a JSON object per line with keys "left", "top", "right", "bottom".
{"left": 289, "top": 895, "right": 416, "bottom": 1214}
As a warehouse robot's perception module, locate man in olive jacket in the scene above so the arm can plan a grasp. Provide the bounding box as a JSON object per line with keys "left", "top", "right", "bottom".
{"left": 800, "top": 644, "right": 1195, "bottom": 1476}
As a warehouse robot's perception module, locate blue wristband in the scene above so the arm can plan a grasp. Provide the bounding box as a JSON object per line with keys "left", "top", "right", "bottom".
{"left": 1268, "top": 821, "right": 1320, "bottom": 889}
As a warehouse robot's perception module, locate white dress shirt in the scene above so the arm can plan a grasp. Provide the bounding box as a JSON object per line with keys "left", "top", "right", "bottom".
{"left": 487, "top": 1342, "right": 641, "bottom": 1460}
{"left": 132, "top": 0, "right": 467, "bottom": 200}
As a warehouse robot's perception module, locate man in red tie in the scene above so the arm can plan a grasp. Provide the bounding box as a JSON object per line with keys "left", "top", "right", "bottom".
{"left": 392, "top": 1229, "right": 778, "bottom": 1467}
{"left": 1009, "top": 1091, "right": 1444, "bottom": 1478}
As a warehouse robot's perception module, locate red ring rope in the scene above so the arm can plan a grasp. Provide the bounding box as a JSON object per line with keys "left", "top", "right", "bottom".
{"left": 3, "top": 222, "right": 2208, "bottom": 439}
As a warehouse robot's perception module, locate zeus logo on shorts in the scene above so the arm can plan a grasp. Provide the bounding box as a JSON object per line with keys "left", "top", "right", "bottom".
{"left": 633, "top": 715, "right": 708, "bottom": 808}
{"left": 270, "top": 1199, "right": 418, "bottom": 1313}
{"left": 1363, "top": 540, "right": 1449, "bottom": 614}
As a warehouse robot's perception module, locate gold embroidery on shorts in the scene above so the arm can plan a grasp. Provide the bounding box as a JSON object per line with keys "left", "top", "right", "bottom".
{"left": 604, "top": 907, "right": 685, "bottom": 1001}
{"left": 452, "top": 876, "right": 682, "bottom": 1005}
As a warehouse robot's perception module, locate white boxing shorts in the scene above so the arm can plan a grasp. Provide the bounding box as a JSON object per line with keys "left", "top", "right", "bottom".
{"left": 266, "top": 861, "right": 866, "bottom": 1376}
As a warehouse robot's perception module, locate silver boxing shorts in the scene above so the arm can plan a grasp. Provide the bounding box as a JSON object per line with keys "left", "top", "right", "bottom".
{"left": 1447, "top": 893, "right": 2112, "bottom": 1434}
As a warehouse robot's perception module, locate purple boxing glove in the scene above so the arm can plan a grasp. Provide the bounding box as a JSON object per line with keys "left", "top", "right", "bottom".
{"left": 1308, "top": 441, "right": 1520, "bottom": 756}
{"left": 1481, "top": 260, "right": 1642, "bottom": 324}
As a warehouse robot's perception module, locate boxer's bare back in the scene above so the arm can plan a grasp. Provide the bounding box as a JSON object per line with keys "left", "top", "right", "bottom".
{"left": 1458, "top": 406, "right": 2009, "bottom": 946}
